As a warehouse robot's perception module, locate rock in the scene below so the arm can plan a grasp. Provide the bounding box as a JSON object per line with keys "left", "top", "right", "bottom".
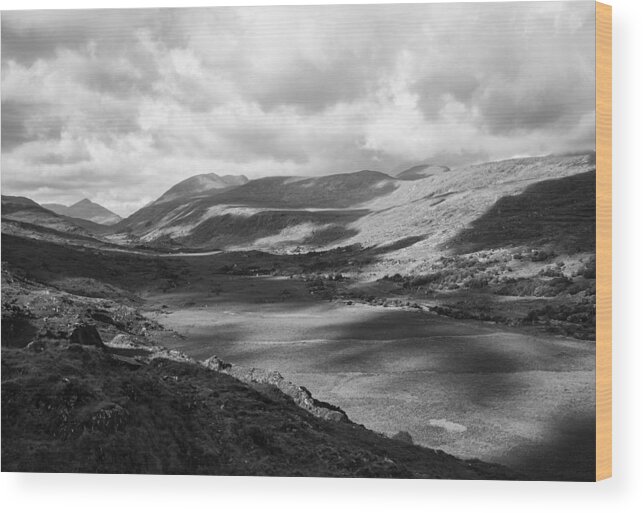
{"left": 201, "top": 355, "right": 232, "bottom": 371}
{"left": 108, "top": 333, "right": 144, "bottom": 349}
{"left": 69, "top": 323, "right": 105, "bottom": 348}
{"left": 83, "top": 402, "right": 129, "bottom": 434}
{"left": 147, "top": 348, "right": 195, "bottom": 364}
{"left": 320, "top": 410, "right": 347, "bottom": 423}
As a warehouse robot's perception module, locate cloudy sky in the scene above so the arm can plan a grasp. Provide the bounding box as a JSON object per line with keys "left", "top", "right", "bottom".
{"left": 1, "top": 2, "right": 595, "bottom": 216}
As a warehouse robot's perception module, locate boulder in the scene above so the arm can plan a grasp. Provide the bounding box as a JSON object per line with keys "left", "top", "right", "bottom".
{"left": 392, "top": 430, "right": 414, "bottom": 444}
{"left": 108, "top": 333, "right": 145, "bottom": 349}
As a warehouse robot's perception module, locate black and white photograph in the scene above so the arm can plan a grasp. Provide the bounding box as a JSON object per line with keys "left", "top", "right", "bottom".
{"left": 1, "top": 1, "right": 599, "bottom": 481}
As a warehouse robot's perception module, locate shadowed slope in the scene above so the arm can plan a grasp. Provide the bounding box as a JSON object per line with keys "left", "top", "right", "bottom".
{"left": 446, "top": 170, "right": 596, "bottom": 254}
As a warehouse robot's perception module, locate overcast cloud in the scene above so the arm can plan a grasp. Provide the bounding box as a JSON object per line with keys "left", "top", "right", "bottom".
{"left": 1, "top": 2, "right": 596, "bottom": 215}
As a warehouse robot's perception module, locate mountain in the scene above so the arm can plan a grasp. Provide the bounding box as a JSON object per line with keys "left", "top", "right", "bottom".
{"left": 155, "top": 173, "right": 249, "bottom": 204}
{"left": 116, "top": 169, "right": 398, "bottom": 248}
{"left": 114, "top": 155, "right": 595, "bottom": 261}
{"left": 42, "top": 198, "right": 122, "bottom": 225}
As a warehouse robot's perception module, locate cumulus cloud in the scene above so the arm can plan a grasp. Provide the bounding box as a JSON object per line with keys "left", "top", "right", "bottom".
{"left": 1, "top": 2, "right": 596, "bottom": 215}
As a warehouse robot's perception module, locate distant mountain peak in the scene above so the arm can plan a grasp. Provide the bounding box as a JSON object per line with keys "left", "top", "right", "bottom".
{"left": 42, "top": 198, "right": 122, "bottom": 226}
{"left": 71, "top": 198, "right": 96, "bottom": 208}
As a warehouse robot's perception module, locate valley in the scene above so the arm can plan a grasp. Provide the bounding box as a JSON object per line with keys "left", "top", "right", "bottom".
{"left": 1, "top": 153, "right": 597, "bottom": 479}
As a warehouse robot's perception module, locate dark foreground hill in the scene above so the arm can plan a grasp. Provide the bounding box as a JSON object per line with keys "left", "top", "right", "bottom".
{"left": 1, "top": 346, "right": 517, "bottom": 478}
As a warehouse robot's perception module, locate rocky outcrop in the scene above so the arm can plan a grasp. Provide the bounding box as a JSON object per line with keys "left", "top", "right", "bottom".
{"left": 201, "top": 355, "right": 349, "bottom": 423}
{"left": 201, "top": 355, "right": 231, "bottom": 371}
{"left": 69, "top": 323, "right": 105, "bottom": 348}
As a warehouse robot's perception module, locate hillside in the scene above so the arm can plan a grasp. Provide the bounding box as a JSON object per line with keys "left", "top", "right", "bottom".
{"left": 43, "top": 199, "right": 122, "bottom": 225}
{"left": 345, "top": 153, "right": 595, "bottom": 273}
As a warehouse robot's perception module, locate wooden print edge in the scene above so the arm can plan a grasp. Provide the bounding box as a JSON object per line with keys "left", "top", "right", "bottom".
{"left": 595, "top": 1, "right": 612, "bottom": 482}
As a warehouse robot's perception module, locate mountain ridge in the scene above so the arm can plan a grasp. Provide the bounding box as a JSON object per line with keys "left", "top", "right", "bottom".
{"left": 155, "top": 172, "right": 249, "bottom": 204}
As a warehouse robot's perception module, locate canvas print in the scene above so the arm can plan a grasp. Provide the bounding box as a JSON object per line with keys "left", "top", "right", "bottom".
{"left": 1, "top": 2, "right": 600, "bottom": 480}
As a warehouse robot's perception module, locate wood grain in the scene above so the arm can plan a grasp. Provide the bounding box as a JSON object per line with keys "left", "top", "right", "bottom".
{"left": 596, "top": 1, "right": 612, "bottom": 482}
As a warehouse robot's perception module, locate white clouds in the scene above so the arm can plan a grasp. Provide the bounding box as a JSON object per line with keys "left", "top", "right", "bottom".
{"left": 1, "top": 2, "right": 596, "bottom": 216}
